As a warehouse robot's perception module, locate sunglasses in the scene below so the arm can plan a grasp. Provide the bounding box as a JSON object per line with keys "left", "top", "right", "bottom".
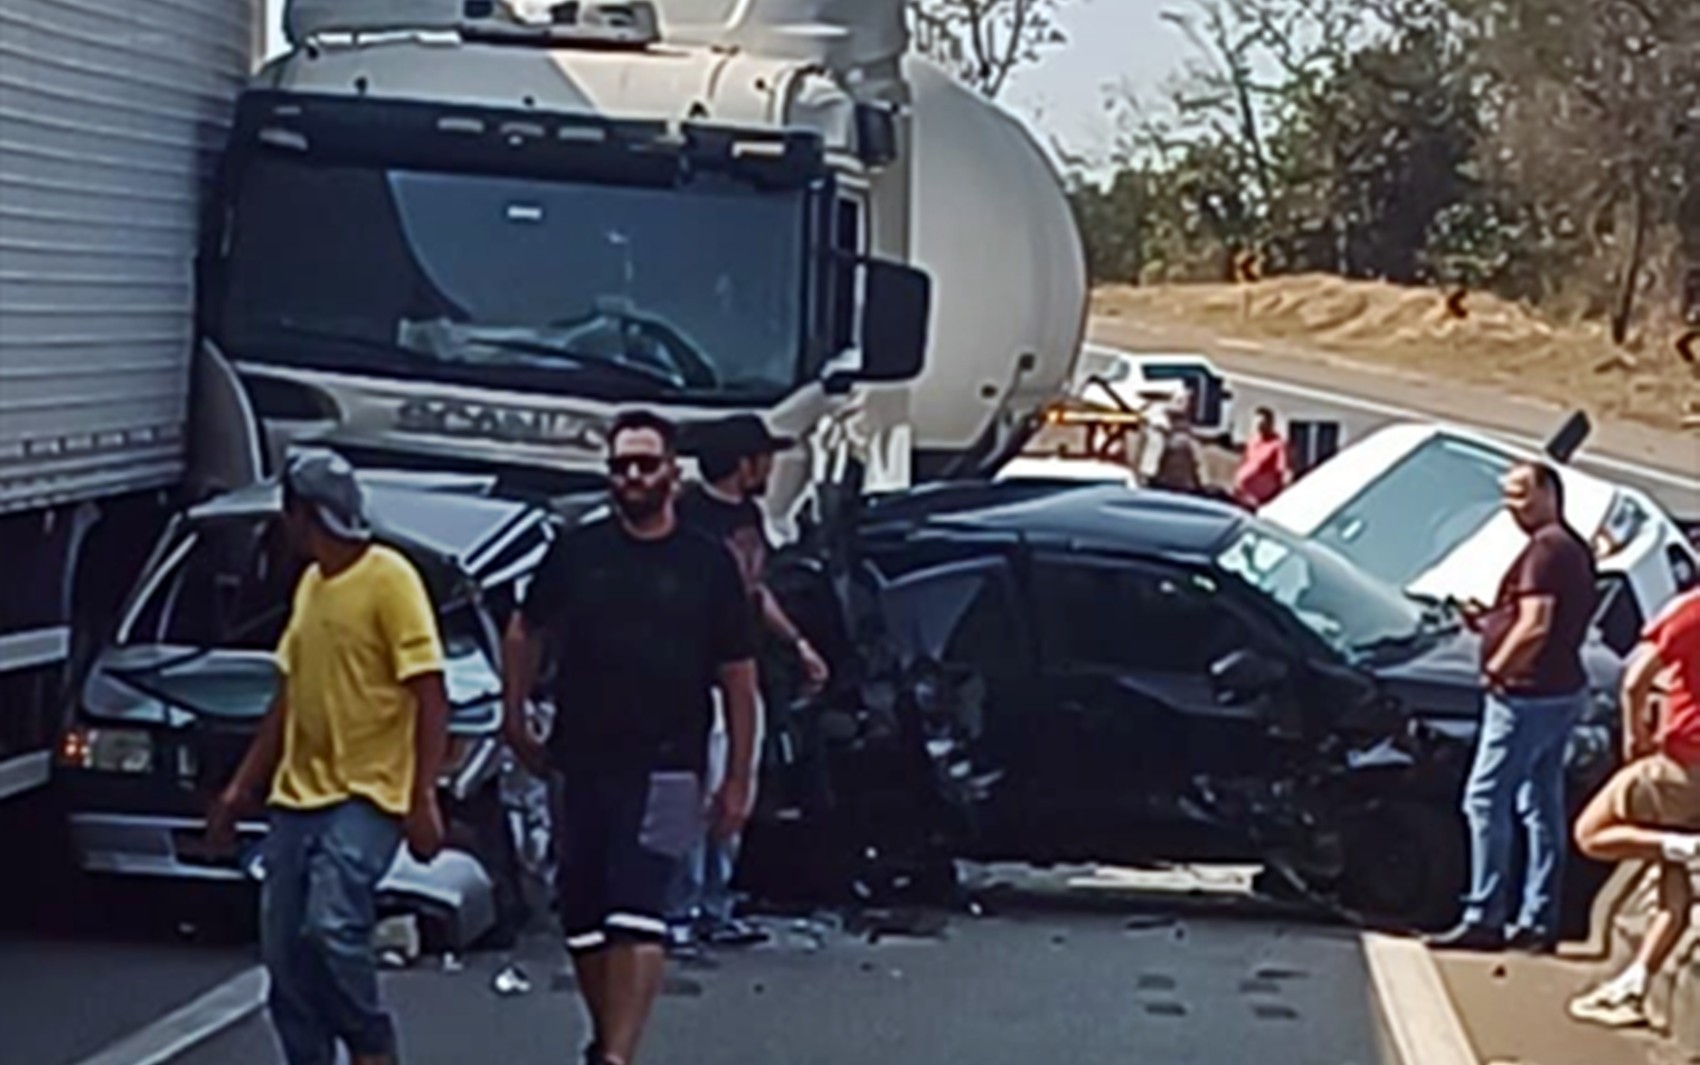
{"left": 608, "top": 454, "right": 667, "bottom": 478}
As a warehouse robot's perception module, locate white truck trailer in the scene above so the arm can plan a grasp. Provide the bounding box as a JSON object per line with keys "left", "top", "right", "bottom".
{"left": 196, "top": 0, "right": 1088, "bottom": 531}
{"left": 0, "top": 0, "right": 260, "bottom": 799}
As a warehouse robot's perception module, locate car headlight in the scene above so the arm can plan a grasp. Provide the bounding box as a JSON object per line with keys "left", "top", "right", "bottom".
{"left": 1591, "top": 493, "right": 1647, "bottom": 560}
{"left": 58, "top": 726, "right": 154, "bottom": 774}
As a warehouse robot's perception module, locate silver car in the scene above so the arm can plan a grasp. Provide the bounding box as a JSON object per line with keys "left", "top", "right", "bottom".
{"left": 54, "top": 471, "right": 555, "bottom": 949}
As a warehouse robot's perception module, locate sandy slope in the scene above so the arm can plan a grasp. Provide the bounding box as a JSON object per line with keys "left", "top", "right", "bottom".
{"left": 1093, "top": 277, "right": 1699, "bottom": 436}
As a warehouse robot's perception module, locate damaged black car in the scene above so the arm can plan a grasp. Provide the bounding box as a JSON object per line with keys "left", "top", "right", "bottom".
{"left": 743, "top": 481, "right": 1624, "bottom": 930}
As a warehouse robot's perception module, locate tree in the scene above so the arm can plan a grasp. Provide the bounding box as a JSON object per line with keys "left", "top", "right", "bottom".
{"left": 1450, "top": 0, "right": 1700, "bottom": 339}
{"left": 909, "top": 0, "right": 1070, "bottom": 99}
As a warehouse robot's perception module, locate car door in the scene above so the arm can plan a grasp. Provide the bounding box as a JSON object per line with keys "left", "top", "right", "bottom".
{"left": 872, "top": 550, "right": 1040, "bottom": 834}
{"left": 1023, "top": 552, "right": 1291, "bottom": 856}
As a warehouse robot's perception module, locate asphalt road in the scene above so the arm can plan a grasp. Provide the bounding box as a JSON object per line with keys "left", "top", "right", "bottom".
{"left": 173, "top": 892, "right": 1400, "bottom": 1065}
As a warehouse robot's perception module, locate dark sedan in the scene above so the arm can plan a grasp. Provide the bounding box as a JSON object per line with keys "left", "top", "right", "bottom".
{"left": 748, "top": 481, "right": 1623, "bottom": 929}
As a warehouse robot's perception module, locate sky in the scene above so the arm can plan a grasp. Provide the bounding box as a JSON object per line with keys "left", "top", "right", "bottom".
{"left": 262, "top": 0, "right": 1185, "bottom": 160}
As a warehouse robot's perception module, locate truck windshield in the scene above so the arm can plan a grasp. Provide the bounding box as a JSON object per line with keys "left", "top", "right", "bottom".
{"left": 216, "top": 158, "right": 809, "bottom": 402}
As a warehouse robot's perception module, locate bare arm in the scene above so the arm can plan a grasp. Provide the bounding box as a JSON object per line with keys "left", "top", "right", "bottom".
{"left": 501, "top": 613, "right": 548, "bottom": 772}
{"left": 227, "top": 692, "right": 287, "bottom": 804}
{"left": 757, "top": 585, "right": 802, "bottom": 646}
{"left": 711, "top": 659, "right": 761, "bottom": 839}
{"left": 407, "top": 671, "right": 450, "bottom": 801}
{"left": 1621, "top": 641, "right": 1667, "bottom": 757}
{"left": 209, "top": 692, "right": 287, "bottom": 847}
{"left": 757, "top": 586, "right": 830, "bottom": 691}
{"left": 1484, "top": 595, "right": 1555, "bottom": 684}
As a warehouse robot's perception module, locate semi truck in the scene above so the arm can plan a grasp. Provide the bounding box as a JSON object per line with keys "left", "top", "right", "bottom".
{"left": 196, "top": 0, "right": 1089, "bottom": 533}
{"left": 0, "top": 0, "right": 260, "bottom": 801}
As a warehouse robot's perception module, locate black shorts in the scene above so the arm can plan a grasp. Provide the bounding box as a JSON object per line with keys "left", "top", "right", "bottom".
{"left": 553, "top": 766, "right": 703, "bottom": 954}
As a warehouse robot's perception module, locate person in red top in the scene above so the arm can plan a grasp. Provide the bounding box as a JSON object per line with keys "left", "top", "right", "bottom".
{"left": 1233, "top": 407, "right": 1292, "bottom": 510}
{"left": 1569, "top": 588, "right": 1700, "bottom": 1028}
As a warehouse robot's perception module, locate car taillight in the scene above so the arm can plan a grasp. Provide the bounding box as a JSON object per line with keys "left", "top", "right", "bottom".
{"left": 58, "top": 726, "right": 154, "bottom": 774}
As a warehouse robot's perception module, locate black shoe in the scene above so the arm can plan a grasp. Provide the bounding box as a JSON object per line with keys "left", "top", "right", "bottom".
{"left": 1423, "top": 923, "right": 1505, "bottom": 951}
{"left": 1506, "top": 927, "right": 1557, "bottom": 955}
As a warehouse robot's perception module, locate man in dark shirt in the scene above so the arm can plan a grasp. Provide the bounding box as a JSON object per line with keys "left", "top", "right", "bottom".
{"left": 1431, "top": 460, "right": 1598, "bottom": 952}
{"left": 669, "top": 415, "right": 829, "bottom": 950}
{"left": 501, "top": 410, "right": 759, "bottom": 1065}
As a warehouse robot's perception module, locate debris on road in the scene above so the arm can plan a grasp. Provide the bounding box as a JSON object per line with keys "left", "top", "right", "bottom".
{"left": 492, "top": 963, "right": 532, "bottom": 997}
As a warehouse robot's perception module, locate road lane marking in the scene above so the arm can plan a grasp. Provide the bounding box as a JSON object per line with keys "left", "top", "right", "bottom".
{"left": 73, "top": 965, "right": 266, "bottom": 1065}
{"left": 1362, "top": 933, "right": 1479, "bottom": 1065}
{"left": 1228, "top": 369, "right": 1700, "bottom": 495}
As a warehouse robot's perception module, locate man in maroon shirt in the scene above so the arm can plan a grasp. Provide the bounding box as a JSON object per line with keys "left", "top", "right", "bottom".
{"left": 1568, "top": 589, "right": 1700, "bottom": 1027}
{"left": 1430, "top": 461, "right": 1598, "bottom": 952}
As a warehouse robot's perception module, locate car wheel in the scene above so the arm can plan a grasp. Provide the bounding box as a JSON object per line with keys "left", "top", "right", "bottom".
{"left": 1340, "top": 799, "right": 1465, "bottom": 931}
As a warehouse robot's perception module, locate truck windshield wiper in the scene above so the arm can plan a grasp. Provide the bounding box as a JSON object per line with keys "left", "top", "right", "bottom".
{"left": 459, "top": 336, "right": 683, "bottom": 391}
{"left": 264, "top": 321, "right": 423, "bottom": 362}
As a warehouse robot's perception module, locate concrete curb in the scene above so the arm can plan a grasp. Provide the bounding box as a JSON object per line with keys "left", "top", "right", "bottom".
{"left": 1363, "top": 933, "right": 1480, "bottom": 1065}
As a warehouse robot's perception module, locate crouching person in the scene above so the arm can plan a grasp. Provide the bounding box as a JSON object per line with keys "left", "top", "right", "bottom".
{"left": 1570, "top": 589, "right": 1700, "bottom": 1028}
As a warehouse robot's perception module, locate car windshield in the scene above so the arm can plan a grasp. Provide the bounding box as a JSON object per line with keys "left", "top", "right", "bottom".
{"left": 1306, "top": 435, "right": 1517, "bottom": 589}
{"left": 1214, "top": 521, "right": 1430, "bottom": 660}
{"left": 217, "top": 159, "right": 809, "bottom": 402}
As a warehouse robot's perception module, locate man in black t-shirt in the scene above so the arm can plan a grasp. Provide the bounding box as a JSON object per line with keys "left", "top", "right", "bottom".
{"left": 668, "top": 415, "right": 829, "bottom": 950}
{"left": 502, "top": 410, "right": 758, "bottom": 1065}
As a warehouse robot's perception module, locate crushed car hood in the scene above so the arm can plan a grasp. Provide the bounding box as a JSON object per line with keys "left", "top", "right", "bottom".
{"left": 1369, "top": 626, "right": 1622, "bottom": 725}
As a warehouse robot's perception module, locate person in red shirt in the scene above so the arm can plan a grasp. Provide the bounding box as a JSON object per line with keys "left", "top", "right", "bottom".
{"left": 1569, "top": 589, "right": 1700, "bottom": 1028}
{"left": 1233, "top": 407, "right": 1292, "bottom": 510}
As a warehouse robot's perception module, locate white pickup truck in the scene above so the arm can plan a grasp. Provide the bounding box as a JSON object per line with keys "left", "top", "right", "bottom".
{"left": 1260, "top": 422, "right": 1700, "bottom": 654}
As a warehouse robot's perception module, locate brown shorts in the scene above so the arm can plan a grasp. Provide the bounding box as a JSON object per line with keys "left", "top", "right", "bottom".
{"left": 1597, "top": 755, "right": 1700, "bottom": 829}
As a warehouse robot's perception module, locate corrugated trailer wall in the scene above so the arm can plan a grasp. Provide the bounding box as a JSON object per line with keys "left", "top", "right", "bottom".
{"left": 0, "top": 0, "right": 257, "bottom": 512}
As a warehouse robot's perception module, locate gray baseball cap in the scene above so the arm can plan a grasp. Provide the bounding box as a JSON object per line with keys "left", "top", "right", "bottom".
{"left": 283, "top": 448, "right": 372, "bottom": 542}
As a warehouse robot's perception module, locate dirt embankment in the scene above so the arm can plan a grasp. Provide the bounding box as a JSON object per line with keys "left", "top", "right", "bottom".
{"left": 1092, "top": 276, "right": 1700, "bottom": 436}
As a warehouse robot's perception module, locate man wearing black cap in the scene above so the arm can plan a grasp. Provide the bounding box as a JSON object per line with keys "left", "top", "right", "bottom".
{"left": 209, "top": 449, "right": 450, "bottom": 1065}
{"left": 666, "top": 415, "right": 829, "bottom": 951}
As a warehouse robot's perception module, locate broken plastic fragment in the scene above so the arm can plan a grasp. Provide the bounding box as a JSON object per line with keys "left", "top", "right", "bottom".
{"left": 493, "top": 963, "right": 532, "bottom": 996}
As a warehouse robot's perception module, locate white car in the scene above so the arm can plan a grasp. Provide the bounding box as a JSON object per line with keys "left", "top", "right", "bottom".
{"left": 1259, "top": 423, "right": 1699, "bottom": 653}
{"left": 1073, "top": 346, "right": 1235, "bottom": 441}
{"left": 994, "top": 455, "right": 1140, "bottom": 487}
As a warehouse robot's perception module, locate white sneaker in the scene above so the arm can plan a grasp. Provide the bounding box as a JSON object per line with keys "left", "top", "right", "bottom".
{"left": 1567, "top": 981, "right": 1649, "bottom": 1029}
{"left": 1660, "top": 833, "right": 1700, "bottom": 863}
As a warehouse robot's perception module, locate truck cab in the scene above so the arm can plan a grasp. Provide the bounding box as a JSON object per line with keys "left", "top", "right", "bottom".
{"left": 196, "top": 0, "right": 1085, "bottom": 534}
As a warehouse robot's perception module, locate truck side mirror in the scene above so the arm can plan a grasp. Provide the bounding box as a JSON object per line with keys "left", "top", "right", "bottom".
{"left": 852, "top": 260, "right": 931, "bottom": 384}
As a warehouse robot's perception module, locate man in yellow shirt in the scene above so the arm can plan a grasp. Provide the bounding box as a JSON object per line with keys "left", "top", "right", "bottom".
{"left": 209, "top": 449, "right": 450, "bottom": 1065}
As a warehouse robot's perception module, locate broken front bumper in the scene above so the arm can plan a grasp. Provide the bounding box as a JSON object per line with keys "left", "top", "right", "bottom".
{"left": 62, "top": 799, "right": 497, "bottom": 950}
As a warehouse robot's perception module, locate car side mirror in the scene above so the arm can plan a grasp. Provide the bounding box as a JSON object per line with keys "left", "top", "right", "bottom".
{"left": 826, "top": 259, "right": 931, "bottom": 391}
{"left": 1210, "top": 648, "right": 1288, "bottom": 698}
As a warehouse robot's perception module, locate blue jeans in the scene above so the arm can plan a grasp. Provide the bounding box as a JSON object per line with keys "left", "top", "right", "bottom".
{"left": 668, "top": 829, "right": 741, "bottom": 930}
{"left": 1460, "top": 691, "right": 1587, "bottom": 934}
{"left": 262, "top": 800, "right": 403, "bottom": 1065}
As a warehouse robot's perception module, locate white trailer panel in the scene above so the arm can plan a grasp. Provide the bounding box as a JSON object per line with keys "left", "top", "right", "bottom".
{"left": 0, "top": 0, "right": 257, "bottom": 511}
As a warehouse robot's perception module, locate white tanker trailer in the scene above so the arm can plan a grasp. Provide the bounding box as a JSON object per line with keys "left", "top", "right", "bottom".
{"left": 193, "top": 0, "right": 1087, "bottom": 528}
